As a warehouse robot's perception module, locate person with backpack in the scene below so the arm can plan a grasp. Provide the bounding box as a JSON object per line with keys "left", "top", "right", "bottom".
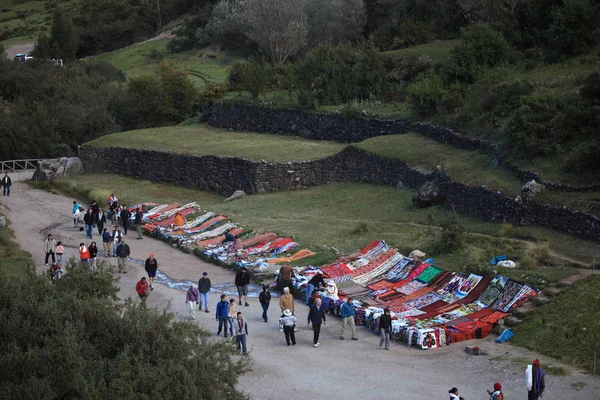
{"left": 102, "top": 228, "right": 112, "bottom": 257}
{"left": 134, "top": 208, "right": 144, "bottom": 240}
{"left": 233, "top": 312, "right": 249, "bottom": 355}
{"left": 120, "top": 205, "right": 131, "bottom": 235}
{"left": 487, "top": 382, "right": 503, "bottom": 400}
{"left": 186, "top": 283, "right": 200, "bottom": 320}
{"left": 1, "top": 172, "right": 12, "bottom": 196}
{"left": 259, "top": 285, "right": 271, "bottom": 323}
{"left": 116, "top": 239, "right": 130, "bottom": 273}
{"left": 215, "top": 294, "right": 229, "bottom": 338}
{"left": 280, "top": 309, "right": 297, "bottom": 346}
{"left": 83, "top": 209, "right": 95, "bottom": 239}
{"left": 96, "top": 207, "right": 107, "bottom": 236}
{"left": 44, "top": 234, "right": 57, "bottom": 265}
{"left": 136, "top": 277, "right": 149, "bottom": 305}
{"left": 198, "top": 272, "right": 212, "bottom": 312}
{"left": 145, "top": 254, "right": 158, "bottom": 290}
{"left": 307, "top": 297, "right": 326, "bottom": 348}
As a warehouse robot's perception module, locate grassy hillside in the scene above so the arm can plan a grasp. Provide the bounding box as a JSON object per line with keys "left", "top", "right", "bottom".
{"left": 513, "top": 274, "right": 600, "bottom": 373}
{"left": 0, "top": 212, "right": 33, "bottom": 280}
{"left": 382, "top": 40, "right": 457, "bottom": 60}
{"left": 86, "top": 122, "right": 346, "bottom": 162}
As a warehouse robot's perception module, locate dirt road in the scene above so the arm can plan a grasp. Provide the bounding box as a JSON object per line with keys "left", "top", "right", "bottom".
{"left": 1, "top": 182, "right": 598, "bottom": 400}
{"left": 5, "top": 42, "right": 34, "bottom": 60}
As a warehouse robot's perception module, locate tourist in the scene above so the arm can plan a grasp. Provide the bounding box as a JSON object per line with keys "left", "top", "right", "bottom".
{"left": 186, "top": 283, "right": 199, "bottom": 320}
{"left": 235, "top": 267, "right": 250, "bottom": 306}
{"left": 278, "top": 261, "right": 294, "bottom": 292}
{"left": 135, "top": 207, "right": 144, "bottom": 240}
{"left": 44, "top": 234, "right": 57, "bottom": 265}
{"left": 259, "top": 285, "right": 271, "bottom": 323}
{"left": 120, "top": 205, "right": 131, "bottom": 235}
{"left": 215, "top": 294, "right": 229, "bottom": 338}
{"left": 102, "top": 228, "right": 112, "bottom": 257}
{"left": 111, "top": 225, "right": 123, "bottom": 256}
{"left": 174, "top": 212, "right": 184, "bottom": 228}
{"left": 339, "top": 297, "right": 358, "bottom": 341}
{"left": 527, "top": 359, "right": 545, "bottom": 400}
{"left": 72, "top": 201, "right": 81, "bottom": 227}
{"left": 108, "top": 193, "right": 118, "bottom": 208}
{"left": 280, "top": 309, "right": 297, "bottom": 346}
{"left": 79, "top": 242, "right": 90, "bottom": 264}
{"left": 88, "top": 241, "right": 98, "bottom": 271}
{"left": 90, "top": 200, "right": 99, "bottom": 218}
{"left": 1, "top": 172, "right": 12, "bottom": 196}
{"left": 307, "top": 297, "right": 326, "bottom": 348}
{"left": 448, "top": 387, "right": 464, "bottom": 400}
{"left": 279, "top": 287, "right": 295, "bottom": 315}
{"left": 233, "top": 312, "right": 249, "bottom": 355}
{"left": 96, "top": 207, "right": 106, "bottom": 235}
{"left": 83, "top": 209, "right": 95, "bottom": 239}
{"left": 487, "top": 382, "right": 504, "bottom": 400}
{"left": 136, "top": 277, "right": 149, "bottom": 305}
{"left": 198, "top": 272, "right": 211, "bottom": 312}
{"left": 305, "top": 270, "right": 324, "bottom": 305}
{"left": 55, "top": 241, "right": 64, "bottom": 266}
{"left": 116, "top": 239, "right": 130, "bottom": 273}
{"left": 228, "top": 299, "right": 238, "bottom": 336}
{"left": 145, "top": 254, "right": 158, "bottom": 290}
{"left": 379, "top": 308, "right": 392, "bottom": 350}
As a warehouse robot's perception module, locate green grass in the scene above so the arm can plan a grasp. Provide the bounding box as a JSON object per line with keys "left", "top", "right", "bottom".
{"left": 0, "top": 212, "right": 33, "bottom": 280}
{"left": 90, "top": 39, "right": 238, "bottom": 90}
{"left": 318, "top": 102, "right": 416, "bottom": 120}
{"left": 382, "top": 40, "right": 457, "bottom": 60}
{"left": 39, "top": 174, "right": 599, "bottom": 282}
{"left": 0, "top": 0, "right": 73, "bottom": 42}
{"left": 86, "top": 123, "right": 346, "bottom": 162}
{"left": 513, "top": 274, "right": 600, "bottom": 373}
{"left": 355, "top": 132, "right": 523, "bottom": 195}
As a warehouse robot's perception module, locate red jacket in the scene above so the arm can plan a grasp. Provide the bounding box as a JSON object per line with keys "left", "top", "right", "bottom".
{"left": 136, "top": 280, "right": 149, "bottom": 296}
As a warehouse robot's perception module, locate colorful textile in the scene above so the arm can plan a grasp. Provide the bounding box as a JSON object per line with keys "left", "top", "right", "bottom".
{"left": 416, "top": 265, "right": 443, "bottom": 283}
{"left": 477, "top": 276, "right": 508, "bottom": 306}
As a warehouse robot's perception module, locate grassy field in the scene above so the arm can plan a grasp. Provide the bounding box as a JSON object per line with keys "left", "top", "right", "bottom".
{"left": 513, "top": 274, "right": 600, "bottom": 373}
{"left": 90, "top": 39, "right": 238, "bottom": 90}
{"left": 382, "top": 40, "right": 457, "bottom": 60}
{"left": 0, "top": 211, "right": 33, "bottom": 280}
{"left": 86, "top": 123, "right": 346, "bottom": 162}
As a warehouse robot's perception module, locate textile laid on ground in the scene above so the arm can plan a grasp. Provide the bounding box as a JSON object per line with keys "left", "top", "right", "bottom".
{"left": 291, "top": 239, "right": 537, "bottom": 349}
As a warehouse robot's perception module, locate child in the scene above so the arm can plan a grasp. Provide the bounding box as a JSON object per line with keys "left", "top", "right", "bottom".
{"left": 55, "top": 241, "right": 65, "bottom": 266}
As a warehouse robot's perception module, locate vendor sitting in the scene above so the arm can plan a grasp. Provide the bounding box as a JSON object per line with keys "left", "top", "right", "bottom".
{"left": 305, "top": 270, "right": 325, "bottom": 305}
{"left": 174, "top": 212, "right": 184, "bottom": 228}
{"left": 223, "top": 232, "right": 236, "bottom": 243}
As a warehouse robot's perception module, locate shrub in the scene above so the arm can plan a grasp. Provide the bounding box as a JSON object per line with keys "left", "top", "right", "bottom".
{"left": 406, "top": 75, "right": 447, "bottom": 118}
{"left": 227, "top": 59, "right": 272, "bottom": 99}
{"left": 203, "top": 83, "right": 228, "bottom": 99}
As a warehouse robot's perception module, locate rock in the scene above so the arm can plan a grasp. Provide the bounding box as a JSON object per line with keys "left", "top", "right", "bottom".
{"left": 0, "top": 216, "right": 5, "bottom": 227}
{"left": 412, "top": 180, "right": 445, "bottom": 208}
{"left": 32, "top": 157, "right": 83, "bottom": 181}
{"left": 223, "top": 190, "right": 247, "bottom": 203}
{"left": 396, "top": 180, "right": 404, "bottom": 188}
{"left": 502, "top": 316, "right": 522, "bottom": 327}
{"left": 521, "top": 179, "right": 544, "bottom": 202}
{"left": 465, "top": 346, "right": 481, "bottom": 355}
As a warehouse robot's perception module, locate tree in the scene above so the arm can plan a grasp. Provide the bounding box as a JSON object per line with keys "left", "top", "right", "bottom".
{"left": 0, "top": 260, "right": 248, "bottom": 399}
{"left": 32, "top": 33, "right": 52, "bottom": 60}
{"left": 49, "top": 8, "right": 79, "bottom": 61}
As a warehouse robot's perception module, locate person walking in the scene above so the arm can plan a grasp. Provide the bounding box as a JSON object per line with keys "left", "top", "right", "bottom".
{"left": 259, "top": 285, "right": 271, "bottom": 323}
{"left": 79, "top": 242, "right": 90, "bottom": 264}
{"left": 55, "top": 241, "right": 64, "bottom": 266}
{"left": 145, "top": 254, "right": 158, "bottom": 290}
{"left": 305, "top": 270, "right": 324, "bottom": 305}
{"left": 2, "top": 172, "right": 12, "bottom": 196}
{"left": 120, "top": 205, "right": 131, "bottom": 235}
{"left": 379, "top": 308, "right": 392, "bottom": 350}
{"left": 527, "top": 359, "right": 545, "bottom": 400}
{"left": 448, "top": 387, "right": 465, "bottom": 400}
{"left": 228, "top": 299, "right": 238, "bottom": 337}
{"left": 307, "top": 298, "right": 326, "bottom": 348}
{"left": 279, "top": 287, "right": 295, "bottom": 315}
{"left": 88, "top": 241, "right": 98, "bottom": 271}
{"left": 135, "top": 207, "right": 144, "bottom": 240}
{"left": 215, "top": 294, "right": 230, "bottom": 338}
{"left": 278, "top": 262, "right": 294, "bottom": 292}
{"left": 186, "top": 283, "right": 200, "bottom": 320}
{"left": 136, "top": 277, "right": 149, "bottom": 305}
{"left": 198, "top": 272, "right": 211, "bottom": 312}
{"left": 235, "top": 267, "right": 250, "bottom": 306}
{"left": 280, "top": 309, "right": 297, "bottom": 346}
{"left": 44, "top": 234, "right": 57, "bottom": 265}
{"left": 83, "top": 209, "right": 95, "bottom": 239}
{"left": 102, "top": 228, "right": 112, "bottom": 257}
{"left": 116, "top": 239, "right": 130, "bottom": 273}
{"left": 487, "top": 382, "right": 504, "bottom": 400}
{"left": 111, "top": 225, "right": 123, "bottom": 256}
{"left": 339, "top": 297, "right": 358, "bottom": 340}
{"left": 233, "top": 312, "right": 249, "bottom": 355}
{"left": 96, "top": 207, "right": 107, "bottom": 236}
{"left": 72, "top": 201, "right": 81, "bottom": 227}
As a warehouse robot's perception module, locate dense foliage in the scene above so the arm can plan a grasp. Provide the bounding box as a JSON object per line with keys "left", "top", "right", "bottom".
{"left": 0, "top": 261, "right": 247, "bottom": 398}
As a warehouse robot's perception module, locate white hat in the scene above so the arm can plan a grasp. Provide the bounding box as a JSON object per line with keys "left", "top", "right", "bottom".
{"left": 283, "top": 309, "right": 292, "bottom": 316}
{"left": 317, "top": 270, "right": 323, "bottom": 275}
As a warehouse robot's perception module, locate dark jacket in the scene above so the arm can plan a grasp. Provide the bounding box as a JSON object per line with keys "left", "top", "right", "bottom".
{"left": 308, "top": 274, "right": 325, "bottom": 287}
{"left": 259, "top": 290, "right": 271, "bottom": 305}
{"left": 1, "top": 176, "right": 11, "bottom": 186}
{"left": 340, "top": 302, "right": 355, "bottom": 318}
{"left": 135, "top": 210, "right": 143, "bottom": 224}
{"left": 102, "top": 231, "right": 112, "bottom": 243}
{"left": 89, "top": 245, "right": 98, "bottom": 258}
{"left": 235, "top": 270, "right": 250, "bottom": 287}
{"left": 120, "top": 209, "right": 131, "bottom": 224}
{"left": 96, "top": 212, "right": 106, "bottom": 224}
{"left": 84, "top": 212, "right": 95, "bottom": 225}
{"left": 111, "top": 230, "right": 123, "bottom": 241}
{"left": 198, "top": 277, "right": 212, "bottom": 294}
{"left": 379, "top": 314, "right": 392, "bottom": 331}
{"left": 307, "top": 304, "right": 326, "bottom": 325}
{"left": 116, "top": 243, "right": 130, "bottom": 258}
{"left": 145, "top": 258, "right": 158, "bottom": 274}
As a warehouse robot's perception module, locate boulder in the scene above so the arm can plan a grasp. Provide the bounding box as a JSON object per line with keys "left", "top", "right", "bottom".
{"left": 521, "top": 179, "right": 544, "bottom": 202}
{"left": 412, "top": 180, "right": 445, "bottom": 208}
{"left": 0, "top": 216, "right": 5, "bottom": 227}
{"left": 223, "top": 190, "right": 247, "bottom": 203}
{"left": 32, "top": 157, "right": 84, "bottom": 181}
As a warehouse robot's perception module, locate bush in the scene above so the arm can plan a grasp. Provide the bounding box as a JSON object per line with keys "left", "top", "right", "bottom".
{"left": 406, "top": 75, "right": 447, "bottom": 118}
{"left": 203, "top": 83, "right": 228, "bottom": 99}
{"left": 227, "top": 59, "right": 272, "bottom": 99}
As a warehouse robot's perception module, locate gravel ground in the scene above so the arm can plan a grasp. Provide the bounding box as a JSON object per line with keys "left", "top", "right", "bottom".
{"left": 2, "top": 182, "right": 599, "bottom": 400}
{"left": 4, "top": 43, "right": 34, "bottom": 60}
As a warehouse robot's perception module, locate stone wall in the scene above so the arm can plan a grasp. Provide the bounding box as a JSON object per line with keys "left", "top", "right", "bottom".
{"left": 79, "top": 145, "right": 600, "bottom": 241}
{"left": 205, "top": 103, "right": 600, "bottom": 192}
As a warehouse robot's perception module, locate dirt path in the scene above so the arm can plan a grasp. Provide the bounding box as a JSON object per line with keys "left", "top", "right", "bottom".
{"left": 5, "top": 42, "right": 34, "bottom": 59}
{"left": 1, "top": 182, "right": 598, "bottom": 400}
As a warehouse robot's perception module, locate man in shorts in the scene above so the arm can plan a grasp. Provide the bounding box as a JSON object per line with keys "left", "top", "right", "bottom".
{"left": 235, "top": 267, "right": 250, "bottom": 306}
{"left": 145, "top": 253, "right": 158, "bottom": 290}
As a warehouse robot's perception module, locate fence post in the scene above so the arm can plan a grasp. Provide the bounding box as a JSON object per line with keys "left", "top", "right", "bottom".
{"left": 594, "top": 351, "right": 597, "bottom": 376}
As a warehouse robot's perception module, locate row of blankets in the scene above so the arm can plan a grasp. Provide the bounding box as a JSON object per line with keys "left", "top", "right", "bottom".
{"left": 296, "top": 240, "right": 537, "bottom": 349}
{"left": 140, "top": 203, "right": 315, "bottom": 270}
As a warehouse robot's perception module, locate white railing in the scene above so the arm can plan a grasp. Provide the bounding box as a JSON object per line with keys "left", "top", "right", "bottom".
{"left": 0, "top": 159, "right": 41, "bottom": 172}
